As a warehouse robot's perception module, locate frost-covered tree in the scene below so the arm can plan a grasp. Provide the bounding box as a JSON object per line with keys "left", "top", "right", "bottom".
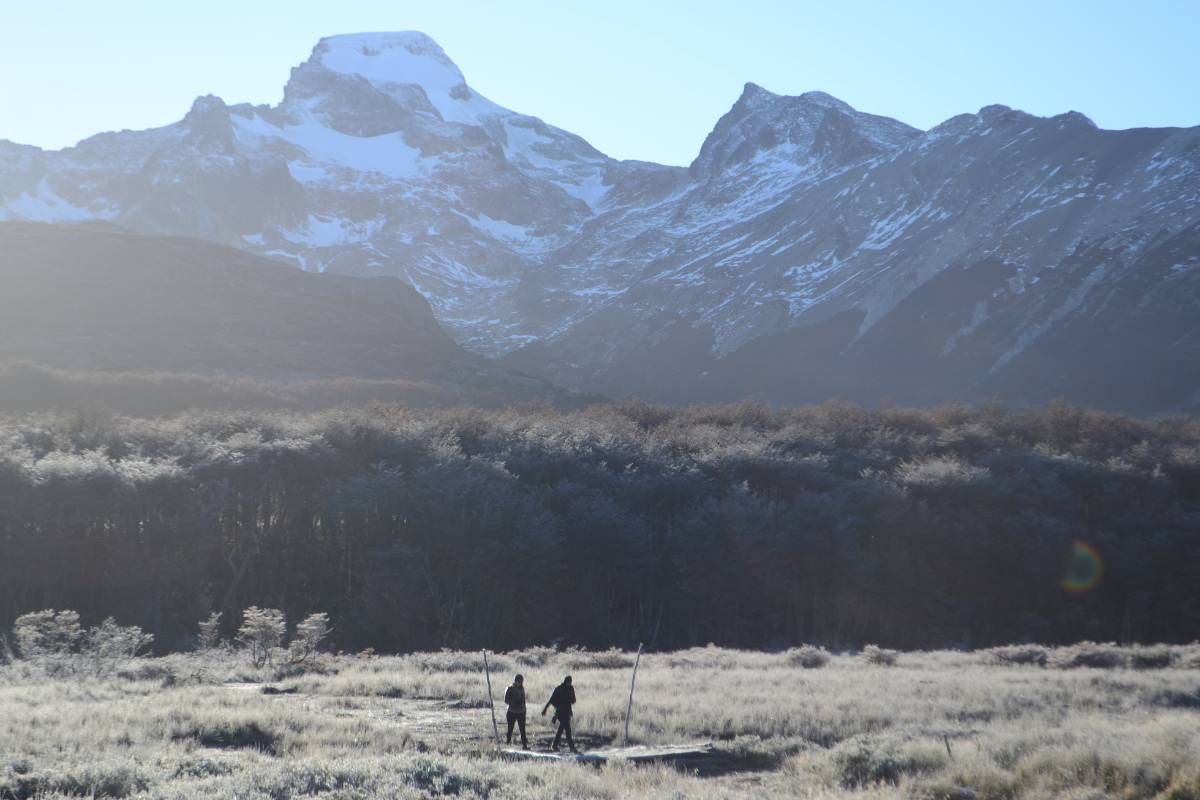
{"left": 13, "top": 610, "right": 82, "bottom": 659}
{"left": 237, "top": 607, "right": 285, "bottom": 667}
{"left": 289, "top": 613, "right": 331, "bottom": 663}
{"left": 82, "top": 618, "right": 153, "bottom": 676}
{"left": 198, "top": 612, "right": 223, "bottom": 651}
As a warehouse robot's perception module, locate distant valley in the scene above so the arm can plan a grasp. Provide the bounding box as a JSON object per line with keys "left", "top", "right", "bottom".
{"left": 0, "top": 222, "right": 574, "bottom": 413}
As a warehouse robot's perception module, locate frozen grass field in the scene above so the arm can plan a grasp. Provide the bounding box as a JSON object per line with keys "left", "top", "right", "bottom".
{"left": 2, "top": 644, "right": 1200, "bottom": 799}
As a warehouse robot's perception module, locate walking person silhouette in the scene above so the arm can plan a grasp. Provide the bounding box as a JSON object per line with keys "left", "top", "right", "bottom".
{"left": 503, "top": 674, "right": 528, "bottom": 749}
{"left": 541, "top": 675, "right": 577, "bottom": 753}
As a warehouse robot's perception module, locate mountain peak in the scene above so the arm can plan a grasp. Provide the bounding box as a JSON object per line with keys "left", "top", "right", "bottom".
{"left": 736, "top": 85, "right": 856, "bottom": 114}
{"left": 322, "top": 31, "right": 443, "bottom": 49}
{"left": 1053, "top": 110, "right": 1098, "bottom": 129}
{"left": 289, "top": 31, "right": 501, "bottom": 126}
{"left": 183, "top": 94, "right": 234, "bottom": 144}
{"left": 313, "top": 32, "right": 465, "bottom": 86}
{"left": 691, "top": 85, "right": 917, "bottom": 180}
{"left": 738, "top": 82, "right": 778, "bottom": 104}
{"left": 798, "top": 90, "right": 854, "bottom": 112}
{"left": 185, "top": 94, "right": 228, "bottom": 120}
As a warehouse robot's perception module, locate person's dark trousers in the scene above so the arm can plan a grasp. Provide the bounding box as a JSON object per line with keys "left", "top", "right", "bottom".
{"left": 506, "top": 712, "right": 527, "bottom": 748}
{"left": 553, "top": 715, "right": 575, "bottom": 752}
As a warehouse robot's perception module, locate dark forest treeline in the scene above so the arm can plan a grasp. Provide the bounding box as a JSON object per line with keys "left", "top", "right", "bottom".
{"left": 1, "top": 400, "right": 1198, "bottom": 653}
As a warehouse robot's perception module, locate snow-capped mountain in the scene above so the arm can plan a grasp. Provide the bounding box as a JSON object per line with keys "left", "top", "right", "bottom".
{"left": 508, "top": 89, "right": 1200, "bottom": 412}
{"left": 2, "top": 32, "right": 1198, "bottom": 412}
{"left": 0, "top": 32, "right": 642, "bottom": 353}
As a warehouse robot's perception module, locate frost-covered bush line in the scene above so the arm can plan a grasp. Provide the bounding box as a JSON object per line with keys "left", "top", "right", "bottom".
{"left": 1, "top": 400, "right": 1197, "bottom": 654}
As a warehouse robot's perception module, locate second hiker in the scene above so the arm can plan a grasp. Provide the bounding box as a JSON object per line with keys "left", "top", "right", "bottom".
{"left": 542, "top": 675, "right": 577, "bottom": 753}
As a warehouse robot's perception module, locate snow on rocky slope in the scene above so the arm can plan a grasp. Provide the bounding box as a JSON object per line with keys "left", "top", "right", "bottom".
{"left": 507, "top": 91, "right": 1200, "bottom": 413}
{"left": 2, "top": 32, "right": 1198, "bottom": 412}
{"left": 0, "top": 32, "right": 641, "bottom": 353}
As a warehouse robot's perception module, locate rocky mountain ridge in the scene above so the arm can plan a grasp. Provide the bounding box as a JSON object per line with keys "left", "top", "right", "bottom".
{"left": 2, "top": 32, "right": 1198, "bottom": 412}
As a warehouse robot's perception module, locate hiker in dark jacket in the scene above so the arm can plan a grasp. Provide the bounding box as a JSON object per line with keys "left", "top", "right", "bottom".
{"left": 541, "top": 675, "right": 577, "bottom": 753}
{"left": 503, "top": 674, "right": 528, "bottom": 748}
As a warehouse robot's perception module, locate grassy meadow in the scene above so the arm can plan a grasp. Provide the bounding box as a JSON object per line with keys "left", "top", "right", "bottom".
{"left": 2, "top": 645, "right": 1200, "bottom": 799}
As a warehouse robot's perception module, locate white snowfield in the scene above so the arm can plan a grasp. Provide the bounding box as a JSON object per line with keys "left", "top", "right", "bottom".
{"left": 234, "top": 109, "right": 426, "bottom": 181}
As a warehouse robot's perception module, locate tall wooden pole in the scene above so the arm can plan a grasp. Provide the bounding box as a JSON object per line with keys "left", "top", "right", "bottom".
{"left": 622, "top": 643, "right": 644, "bottom": 748}
{"left": 482, "top": 650, "right": 501, "bottom": 746}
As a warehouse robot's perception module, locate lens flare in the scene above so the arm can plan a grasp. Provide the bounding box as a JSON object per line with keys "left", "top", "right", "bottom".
{"left": 1060, "top": 540, "right": 1103, "bottom": 593}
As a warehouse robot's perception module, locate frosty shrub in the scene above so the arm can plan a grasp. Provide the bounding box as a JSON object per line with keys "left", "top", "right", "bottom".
{"left": 237, "top": 607, "right": 285, "bottom": 668}
{"left": 1050, "top": 642, "right": 1127, "bottom": 669}
{"left": 830, "top": 735, "right": 947, "bottom": 788}
{"left": 508, "top": 645, "right": 558, "bottom": 667}
{"left": 1179, "top": 644, "right": 1200, "bottom": 669}
{"left": 988, "top": 645, "right": 1049, "bottom": 667}
{"left": 197, "top": 612, "right": 222, "bottom": 651}
{"left": 289, "top": 613, "right": 332, "bottom": 664}
{"left": 13, "top": 610, "right": 82, "bottom": 659}
{"left": 664, "top": 646, "right": 741, "bottom": 669}
{"left": 13, "top": 610, "right": 152, "bottom": 676}
{"left": 562, "top": 647, "right": 635, "bottom": 670}
{"left": 1129, "top": 645, "right": 1175, "bottom": 669}
{"left": 116, "top": 661, "right": 176, "bottom": 683}
{"left": 786, "top": 645, "right": 832, "bottom": 669}
{"left": 82, "top": 618, "right": 154, "bottom": 677}
{"left": 863, "top": 645, "right": 899, "bottom": 666}
{"left": 414, "top": 650, "right": 508, "bottom": 673}
{"left": 895, "top": 456, "right": 990, "bottom": 489}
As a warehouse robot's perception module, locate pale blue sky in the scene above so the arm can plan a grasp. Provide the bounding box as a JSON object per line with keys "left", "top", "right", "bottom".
{"left": 1, "top": 0, "right": 1197, "bottom": 166}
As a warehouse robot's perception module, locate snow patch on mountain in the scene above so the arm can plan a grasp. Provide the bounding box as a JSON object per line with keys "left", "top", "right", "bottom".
{"left": 0, "top": 180, "right": 104, "bottom": 223}
{"left": 233, "top": 110, "right": 425, "bottom": 179}
{"left": 316, "top": 32, "right": 503, "bottom": 125}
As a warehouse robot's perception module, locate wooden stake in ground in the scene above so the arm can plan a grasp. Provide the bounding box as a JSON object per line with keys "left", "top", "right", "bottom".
{"left": 482, "top": 650, "right": 500, "bottom": 746}
{"left": 623, "top": 643, "right": 644, "bottom": 747}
